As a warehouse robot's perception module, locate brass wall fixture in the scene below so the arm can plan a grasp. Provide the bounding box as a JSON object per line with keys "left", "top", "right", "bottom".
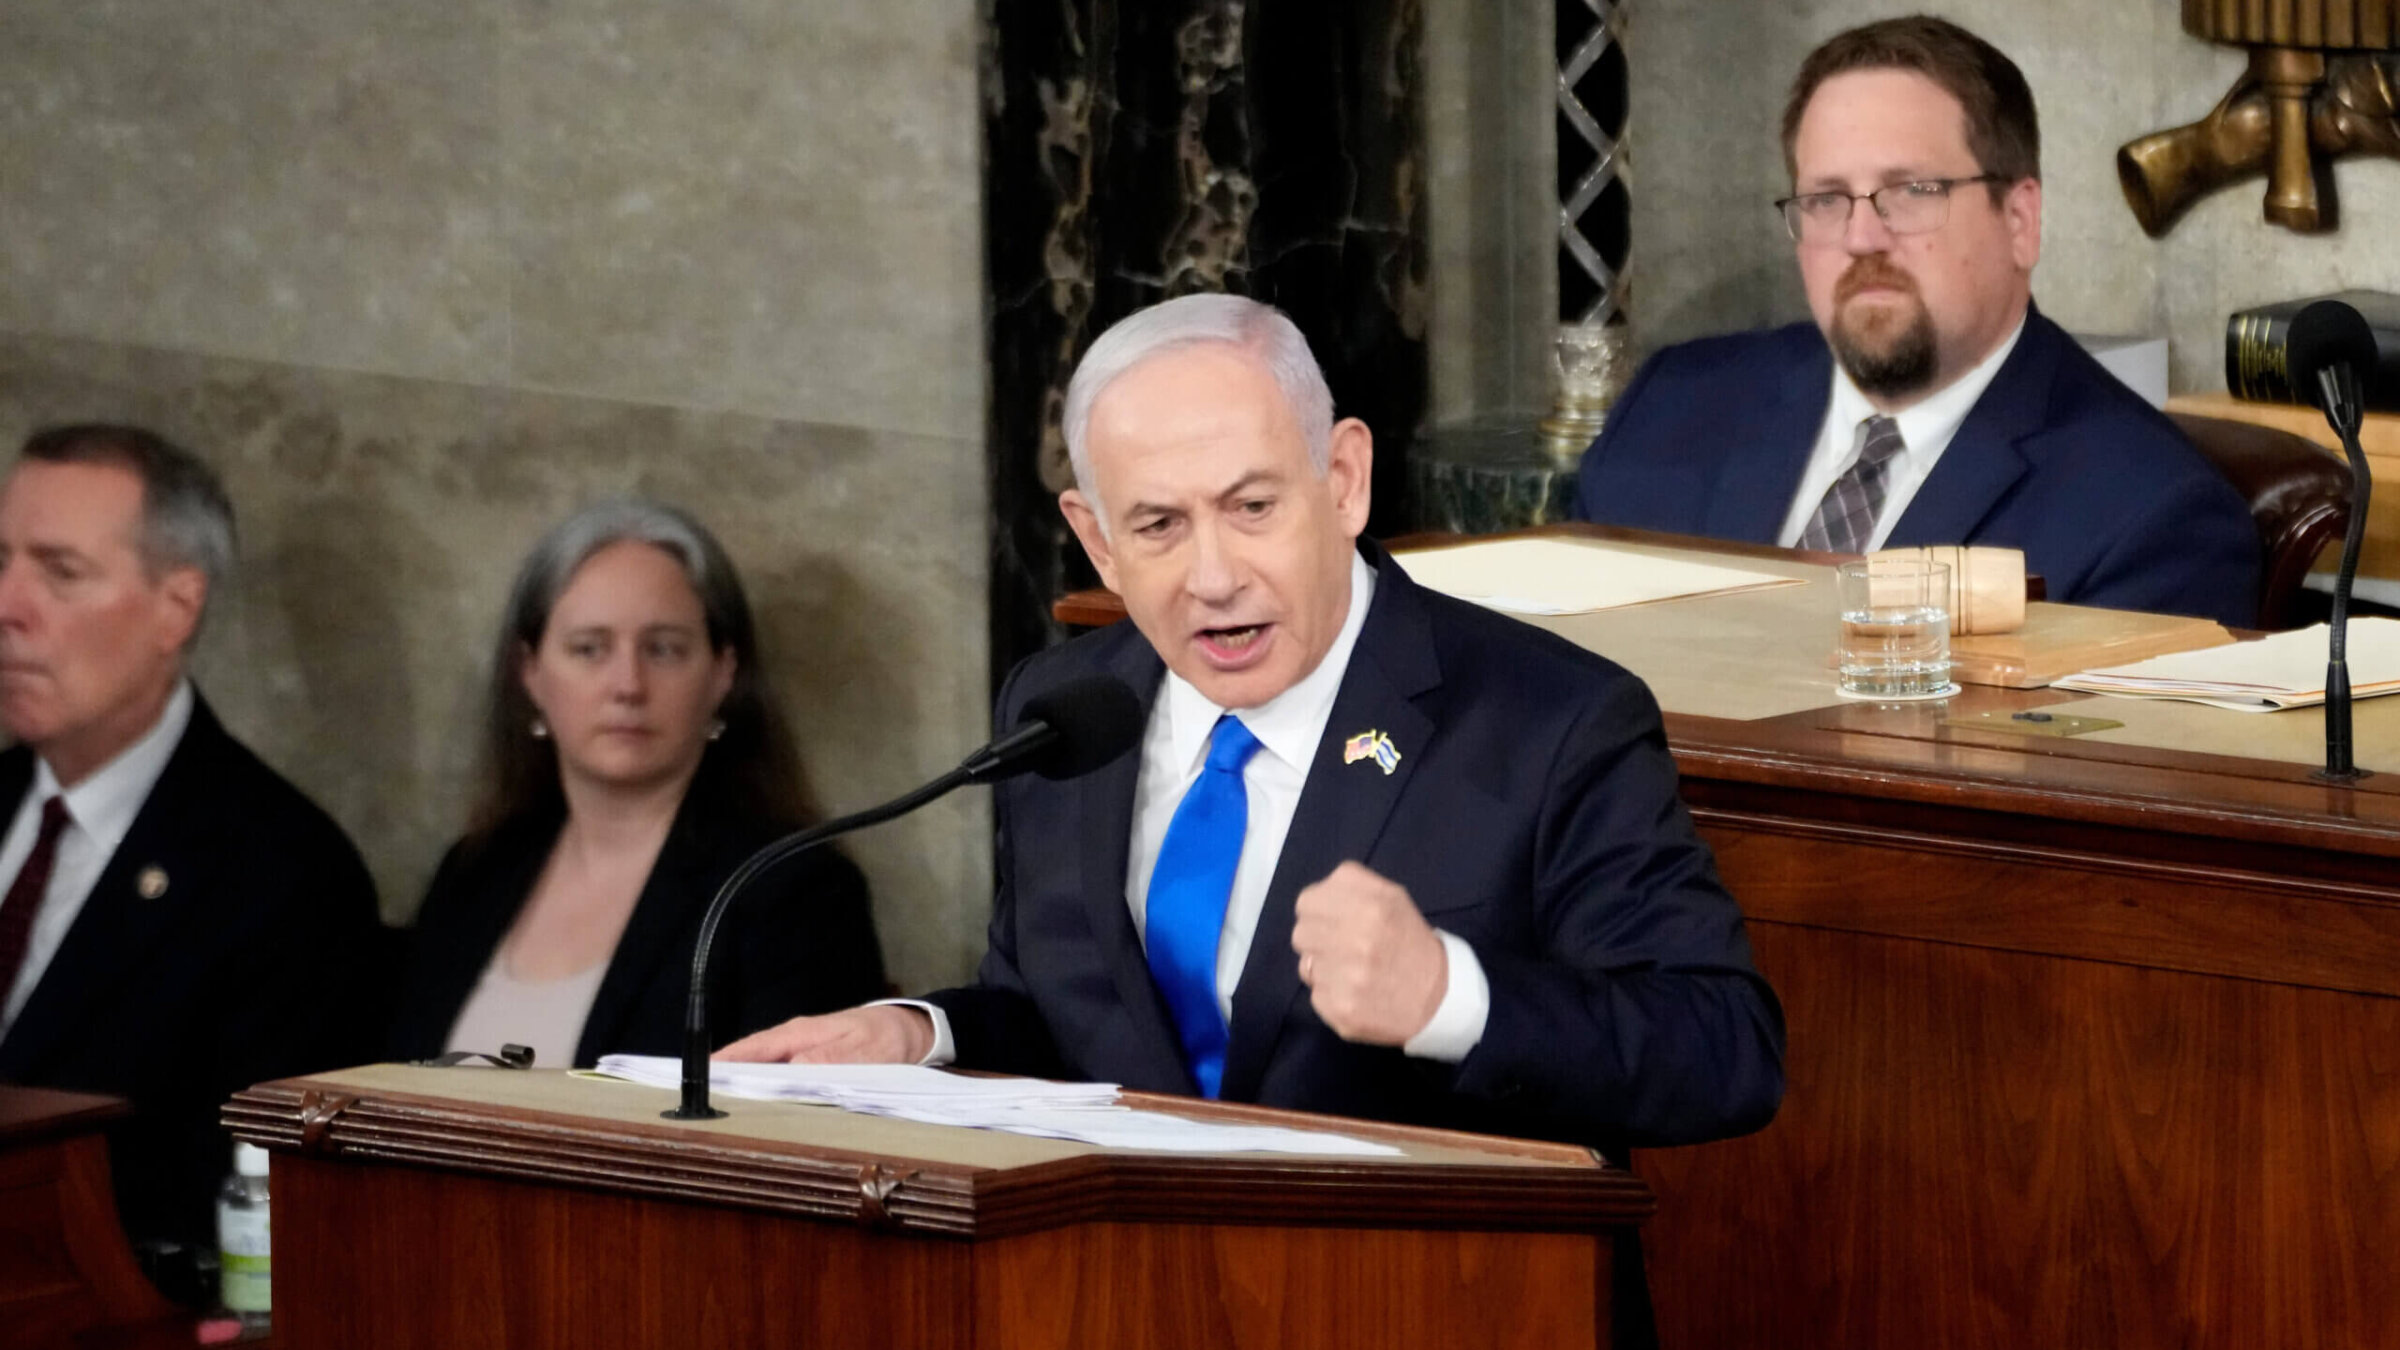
{"left": 2118, "top": 1, "right": 2398, "bottom": 236}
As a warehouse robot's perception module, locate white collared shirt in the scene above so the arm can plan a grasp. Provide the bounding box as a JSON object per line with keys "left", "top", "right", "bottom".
{"left": 0, "top": 679, "right": 195, "bottom": 1036}
{"left": 1124, "top": 551, "right": 1383, "bottom": 1021}
{"left": 1776, "top": 313, "right": 2028, "bottom": 550}
{"left": 906, "top": 550, "right": 1491, "bottom": 1067}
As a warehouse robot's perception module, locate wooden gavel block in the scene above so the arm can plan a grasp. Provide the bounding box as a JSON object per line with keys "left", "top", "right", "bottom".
{"left": 1868, "top": 545, "right": 2027, "bottom": 634}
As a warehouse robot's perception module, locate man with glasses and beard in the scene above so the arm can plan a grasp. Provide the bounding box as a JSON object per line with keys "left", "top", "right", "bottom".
{"left": 1573, "top": 15, "right": 2257, "bottom": 628}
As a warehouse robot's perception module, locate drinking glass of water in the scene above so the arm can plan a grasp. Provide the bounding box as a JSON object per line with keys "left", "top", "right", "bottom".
{"left": 1835, "top": 558, "right": 1956, "bottom": 699}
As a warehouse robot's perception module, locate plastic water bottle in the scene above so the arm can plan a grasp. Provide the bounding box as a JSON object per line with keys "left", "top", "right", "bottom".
{"left": 215, "top": 1143, "right": 272, "bottom": 1331}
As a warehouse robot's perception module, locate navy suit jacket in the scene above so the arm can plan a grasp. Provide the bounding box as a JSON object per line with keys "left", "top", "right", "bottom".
{"left": 0, "top": 694, "right": 383, "bottom": 1251}
{"left": 927, "top": 543, "right": 1784, "bottom": 1153}
{"left": 1572, "top": 307, "right": 2261, "bottom": 627}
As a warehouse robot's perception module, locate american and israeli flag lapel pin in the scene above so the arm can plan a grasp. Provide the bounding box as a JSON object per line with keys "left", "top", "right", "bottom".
{"left": 1342, "top": 729, "right": 1401, "bottom": 776}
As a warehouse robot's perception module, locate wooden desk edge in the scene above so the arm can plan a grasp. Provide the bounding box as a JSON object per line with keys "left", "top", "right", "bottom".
{"left": 225, "top": 1071, "right": 1655, "bottom": 1241}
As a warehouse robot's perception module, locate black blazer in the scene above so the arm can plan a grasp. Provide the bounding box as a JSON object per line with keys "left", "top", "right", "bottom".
{"left": 388, "top": 780, "right": 886, "bottom": 1068}
{"left": 927, "top": 541, "right": 1785, "bottom": 1154}
{"left": 1572, "top": 305, "right": 2261, "bottom": 627}
{"left": 0, "top": 693, "right": 385, "bottom": 1250}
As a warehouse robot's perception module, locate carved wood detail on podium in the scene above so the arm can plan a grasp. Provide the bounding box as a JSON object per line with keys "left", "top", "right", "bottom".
{"left": 224, "top": 1070, "right": 1653, "bottom": 1243}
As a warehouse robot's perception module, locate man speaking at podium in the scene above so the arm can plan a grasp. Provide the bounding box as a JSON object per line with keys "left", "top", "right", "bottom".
{"left": 725, "top": 295, "right": 1783, "bottom": 1154}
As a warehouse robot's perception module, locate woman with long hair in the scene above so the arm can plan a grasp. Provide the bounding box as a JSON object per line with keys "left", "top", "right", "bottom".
{"left": 388, "top": 500, "right": 884, "bottom": 1067}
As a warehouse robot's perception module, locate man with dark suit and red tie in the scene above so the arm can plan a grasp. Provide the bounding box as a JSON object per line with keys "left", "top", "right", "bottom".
{"left": 1573, "top": 16, "right": 2259, "bottom": 628}
{"left": 0, "top": 424, "right": 382, "bottom": 1281}
{"left": 722, "top": 294, "right": 1783, "bottom": 1157}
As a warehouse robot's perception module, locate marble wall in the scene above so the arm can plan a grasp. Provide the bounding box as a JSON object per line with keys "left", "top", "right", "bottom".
{"left": 0, "top": 1, "right": 995, "bottom": 989}
{"left": 1426, "top": 0, "right": 2400, "bottom": 414}
{"left": 983, "top": 0, "right": 1429, "bottom": 679}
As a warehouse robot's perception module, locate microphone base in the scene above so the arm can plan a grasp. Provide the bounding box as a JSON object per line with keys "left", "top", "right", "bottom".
{"left": 2310, "top": 767, "right": 2373, "bottom": 785}
{"left": 661, "top": 1105, "right": 731, "bottom": 1121}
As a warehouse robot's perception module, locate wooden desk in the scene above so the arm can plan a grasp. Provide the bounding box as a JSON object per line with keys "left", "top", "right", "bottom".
{"left": 0, "top": 1086, "right": 183, "bottom": 1350}
{"left": 1063, "top": 525, "right": 2400, "bottom": 1349}
{"left": 225, "top": 1064, "right": 1651, "bottom": 1349}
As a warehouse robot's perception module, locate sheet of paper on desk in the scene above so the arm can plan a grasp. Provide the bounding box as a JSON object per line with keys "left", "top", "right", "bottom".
{"left": 590, "top": 1054, "right": 1400, "bottom": 1156}
{"left": 2050, "top": 618, "right": 2400, "bottom": 711}
{"left": 872, "top": 1101, "right": 1400, "bottom": 1155}
{"left": 1393, "top": 537, "right": 1801, "bottom": 614}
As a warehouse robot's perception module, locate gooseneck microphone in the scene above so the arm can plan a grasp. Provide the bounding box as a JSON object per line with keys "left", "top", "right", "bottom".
{"left": 2286, "top": 298, "right": 2379, "bottom": 784}
{"left": 664, "top": 673, "right": 1145, "bottom": 1119}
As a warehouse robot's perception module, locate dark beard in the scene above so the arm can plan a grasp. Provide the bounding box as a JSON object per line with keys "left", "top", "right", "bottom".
{"left": 1830, "top": 301, "right": 1939, "bottom": 400}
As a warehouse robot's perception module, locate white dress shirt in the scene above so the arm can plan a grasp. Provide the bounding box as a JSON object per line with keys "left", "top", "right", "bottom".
{"left": 0, "top": 679, "right": 195, "bottom": 1036}
{"left": 907, "top": 550, "right": 1492, "bottom": 1068}
{"left": 1776, "top": 314, "right": 2028, "bottom": 551}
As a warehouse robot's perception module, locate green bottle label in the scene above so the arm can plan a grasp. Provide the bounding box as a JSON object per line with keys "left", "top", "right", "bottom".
{"left": 219, "top": 1207, "right": 271, "bottom": 1313}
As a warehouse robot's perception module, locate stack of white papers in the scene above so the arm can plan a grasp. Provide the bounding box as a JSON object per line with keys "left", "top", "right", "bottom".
{"left": 591, "top": 1055, "right": 1400, "bottom": 1157}
{"left": 2051, "top": 618, "right": 2400, "bottom": 712}
{"left": 1395, "top": 538, "right": 1800, "bottom": 615}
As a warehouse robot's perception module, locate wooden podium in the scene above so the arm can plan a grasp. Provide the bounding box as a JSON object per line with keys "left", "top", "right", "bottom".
{"left": 1, "top": 1086, "right": 189, "bottom": 1350}
{"left": 224, "top": 1064, "right": 1651, "bottom": 1349}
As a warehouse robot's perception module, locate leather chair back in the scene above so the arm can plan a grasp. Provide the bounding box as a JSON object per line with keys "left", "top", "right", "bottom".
{"left": 2168, "top": 412, "right": 2353, "bottom": 630}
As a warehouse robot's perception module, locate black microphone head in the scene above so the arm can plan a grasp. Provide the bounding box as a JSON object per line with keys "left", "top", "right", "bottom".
{"left": 1016, "top": 674, "right": 1146, "bottom": 780}
{"left": 2286, "top": 299, "right": 2379, "bottom": 409}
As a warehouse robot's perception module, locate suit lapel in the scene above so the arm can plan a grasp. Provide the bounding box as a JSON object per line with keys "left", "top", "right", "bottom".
{"left": 572, "top": 799, "right": 725, "bottom": 1066}
{"left": 0, "top": 703, "right": 224, "bottom": 1075}
{"left": 1218, "top": 549, "right": 1440, "bottom": 1103}
{"left": 1704, "top": 330, "right": 1832, "bottom": 542}
{"left": 1077, "top": 634, "right": 1194, "bottom": 1090}
{"left": 1885, "top": 307, "right": 2055, "bottom": 548}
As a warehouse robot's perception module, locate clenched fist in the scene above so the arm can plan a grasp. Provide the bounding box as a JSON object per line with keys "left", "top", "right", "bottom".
{"left": 1290, "top": 860, "right": 1448, "bottom": 1045}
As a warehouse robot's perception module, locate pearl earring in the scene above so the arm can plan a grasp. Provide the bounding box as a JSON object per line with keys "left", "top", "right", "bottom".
{"left": 706, "top": 718, "right": 726, "bottom": 742}
{"left": 530, "top": 717, "right": 550, "bottom": 739}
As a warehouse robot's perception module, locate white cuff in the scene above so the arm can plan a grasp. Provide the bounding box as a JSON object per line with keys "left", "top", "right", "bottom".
{"left": 1402, "top": 930, "right": 1489, "bottom": 1064}
{"left": 867, "top": 998, "right": 955, "bottom": 1066}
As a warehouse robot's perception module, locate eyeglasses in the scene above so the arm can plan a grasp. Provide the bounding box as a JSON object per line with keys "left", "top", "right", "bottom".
{"left": 1775, "top": 176, "right": 2004, "bottom": 243}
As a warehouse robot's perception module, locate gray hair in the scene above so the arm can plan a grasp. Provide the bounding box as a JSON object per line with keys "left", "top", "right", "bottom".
{"left": 500, "top": 498, "right": 743, "bottom": 652}
{"left": 18, "top": 424, "right": 237, "bottom": 621}
{"left": 1061, "top": 294, "right": 1336, "bottom": 506}
{"left": 474, "top": 497, "right": 814, "bottom": 833}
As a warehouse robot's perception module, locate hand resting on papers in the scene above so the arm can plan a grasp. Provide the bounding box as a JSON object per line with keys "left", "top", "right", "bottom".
{"left": 717, "top": 1003, "right": 935, "bottom": 1065}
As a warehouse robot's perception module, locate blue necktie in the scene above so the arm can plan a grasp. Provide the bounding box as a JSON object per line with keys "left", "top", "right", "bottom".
{"left": 1143, "top": 715, "right": 1262, "bottom": 1097}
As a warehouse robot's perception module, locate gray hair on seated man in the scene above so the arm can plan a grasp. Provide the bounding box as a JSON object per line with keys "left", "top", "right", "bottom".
{"left": 19, "top": 424, "right": 236, "bottom": 613}
{"left": 1059, "top": 294, "right": 1337, "bottom": 515}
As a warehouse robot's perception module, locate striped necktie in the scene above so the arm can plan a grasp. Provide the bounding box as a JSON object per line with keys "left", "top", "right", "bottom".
{"left": 1798, "top": 415, "right": 1908, "bottom": 554}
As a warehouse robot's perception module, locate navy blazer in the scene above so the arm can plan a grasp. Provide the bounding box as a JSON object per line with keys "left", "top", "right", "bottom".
{"left": 0, "top": 693, "right": 384, "bottom": 1251}
{"left": 1572, "top": 307, "right": 2261, "bottom": 627}
{"left": 389, "top": 778, "right": 887, "bottom": 1068}
{"left": 927, "top": 542, "right": 1785, "bottom": 1153}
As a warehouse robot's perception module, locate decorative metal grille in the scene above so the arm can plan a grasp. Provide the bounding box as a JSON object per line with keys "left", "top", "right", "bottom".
{"left": 1555, "top": 0, "right": 1630, "bottom": 325}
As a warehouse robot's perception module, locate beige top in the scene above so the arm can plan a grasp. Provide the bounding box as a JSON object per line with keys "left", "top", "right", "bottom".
{"left": 444, "top": 955, "right": 610, "bottom": 1070}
